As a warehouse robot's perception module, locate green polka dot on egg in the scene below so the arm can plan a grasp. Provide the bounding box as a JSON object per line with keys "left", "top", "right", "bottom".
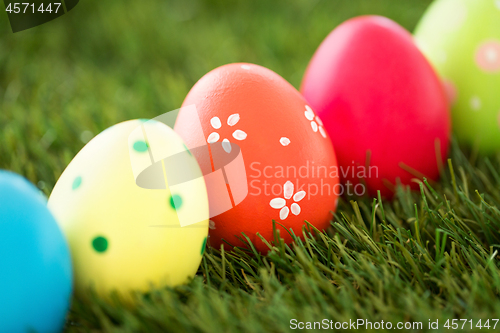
{"left": 133, "top": 140, "right": 149, "bottom": 152}
{"left": 72, "top": 176, "right": 82, "bottom": 190}
{"left": 92, "top": 236, "right": 108, "bottom": 253}
{"left": 169, "top": 194, "right": 183, "bottom": 210}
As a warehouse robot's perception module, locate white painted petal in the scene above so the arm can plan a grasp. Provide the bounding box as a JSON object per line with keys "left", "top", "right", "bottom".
{"left": 222, "top": 138, "right": 232, "bottom": 153}
{"left": 291, "top": 203, "right": 301, "bottom": 216}
{"left": 311, "top": 121, "right": 318, "bottom": 132}
{"left": 304, "top": 109, "right": 315, "bottom": 121}
{"left": 280, "top": 137, "right": 290, "bottom": 146}
{"left": 470, "top": 96, "right": 481, "bottom": 111}
{"left": 209, "top": 220, "right": 216, "bottom": 230}
{"left": 210, "top": 117, "right": 222, "bottom": 129}
{"left": 207, "top": 132, "right": 220, "bottom": 143}
{"left": 227, "top": 114, "right": 240, "bottom": 126}
{"left": 315, "top": 116, "right": 323, "bottom": 126}
{"left": 319, "top": 126, "right": 327, "bottom": 138}
{"left": 284, "top": 181, "right": 294, "bottom": 199}
{"left": 280, "top": 206, "right": 290, "bottom": 220}
{"left": 486, "top": 47, "right": 498, "bottom": 63}
{"left": 293, "top": 190, "right": 306, "bottom": 202}
{"left": 270, "top": 198, "right": 286, "bottom": 209}
{"left": 305, "top": 105, "right": 313, "bottom": 113}
{"left": 232, "top": 129, "right": 247, "bottom": 140}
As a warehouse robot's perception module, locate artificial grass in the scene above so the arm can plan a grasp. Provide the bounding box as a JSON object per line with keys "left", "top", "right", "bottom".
{"left": 3, "top": 0, "right": 500, "bottom": 332}
{"left": 63, "top": 142, "right": 500, "bottom": 332}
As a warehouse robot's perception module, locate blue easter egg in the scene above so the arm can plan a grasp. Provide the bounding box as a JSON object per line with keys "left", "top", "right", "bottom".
{"left": 0, "top": 171, "right": 72, "bottom": 333}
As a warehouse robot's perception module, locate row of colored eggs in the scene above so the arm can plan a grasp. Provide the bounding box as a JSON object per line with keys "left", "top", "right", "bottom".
{"left": 2, "top": 0, "right": 499, "bottom": 330}
{"left": 0, "top": 122, "right": 209, "bottom": 332}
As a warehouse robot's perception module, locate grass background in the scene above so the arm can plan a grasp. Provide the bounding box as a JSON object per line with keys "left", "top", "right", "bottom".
{"left": 4, "top": 0, "right": 500, "bottom": 332}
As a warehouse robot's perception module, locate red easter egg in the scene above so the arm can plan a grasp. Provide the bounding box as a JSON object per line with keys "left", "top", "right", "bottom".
{"left": 300, "top": 16, "right": 451, "bottom": 197}
{"left": 175, "top": 63, "right": 339, "bottom": 253}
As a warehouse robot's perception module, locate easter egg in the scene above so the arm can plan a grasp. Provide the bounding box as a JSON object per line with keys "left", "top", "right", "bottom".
{"left": 300, "top": 16, "right": 451, "bottom": 197}
{"left": 48, "top": 119, "right": 209, "bottom": 301}
{"left": 414, "top": 0, "right": 500, "bottom": 153}
{"left": 0, "top": 170, "right": 72, "bottom": 333}
{"left": 174, "top": 63, "right": 339, "bottom": 253}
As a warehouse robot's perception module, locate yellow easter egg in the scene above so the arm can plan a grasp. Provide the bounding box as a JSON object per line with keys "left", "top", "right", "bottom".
{"left": 48, "top": 119, "right": 209, "bottom": 302}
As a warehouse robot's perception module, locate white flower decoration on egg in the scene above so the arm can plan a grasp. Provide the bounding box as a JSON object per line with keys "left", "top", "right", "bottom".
{"left": 304, "top": 105, "right": 327, "bottom": 138}
{"left": 280, "top": 137, "right": 291, "bottom": 146}
{"left": 207, "top": 114, "right": 247, "bottom": 153}
{"left": 269, "top": 181, "right": 306, "bottom": 220}
{"left": 209, "top": 220, "right": 216, "bottom": 230}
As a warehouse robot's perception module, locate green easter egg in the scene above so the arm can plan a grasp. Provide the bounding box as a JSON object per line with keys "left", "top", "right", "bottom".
{"left": 414, "top": 0, "right": 500, "bottom": 153}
